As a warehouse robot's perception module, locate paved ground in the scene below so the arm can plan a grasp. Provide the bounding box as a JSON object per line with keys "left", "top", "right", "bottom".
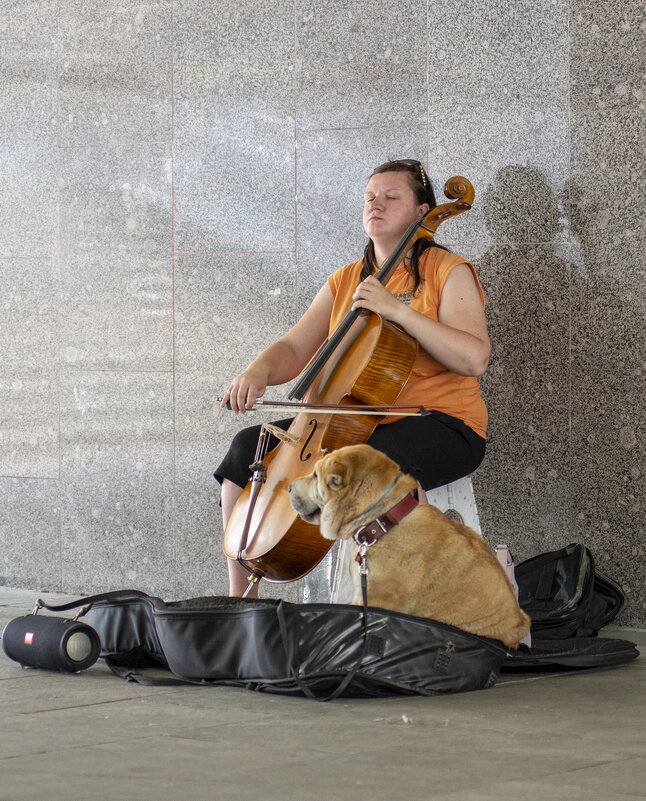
{"left": 1, "top": 587, "right": 644, "bottom": 801}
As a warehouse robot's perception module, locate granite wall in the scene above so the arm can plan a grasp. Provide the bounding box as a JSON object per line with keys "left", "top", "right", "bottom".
{"left": 0, "top": 1, "right": 643, "bottom": 623}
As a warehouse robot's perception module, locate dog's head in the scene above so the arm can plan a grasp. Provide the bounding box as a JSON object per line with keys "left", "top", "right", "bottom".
{"left": 288, "top": 443, "right": 414, "bottom": 540}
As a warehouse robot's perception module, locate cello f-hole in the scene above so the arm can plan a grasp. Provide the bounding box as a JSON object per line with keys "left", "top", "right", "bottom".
{"left": 299, "top": 419, "right": 318, "bottom": 462}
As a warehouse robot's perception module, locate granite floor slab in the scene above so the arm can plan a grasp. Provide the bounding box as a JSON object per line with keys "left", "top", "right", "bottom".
{"left": 1, "top": 588, "right": 644, "bottom": 801}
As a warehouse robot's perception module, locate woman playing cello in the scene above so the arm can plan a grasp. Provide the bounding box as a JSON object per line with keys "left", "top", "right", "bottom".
{"left": 216, "top": 159, "right": 491, "bottom": 596}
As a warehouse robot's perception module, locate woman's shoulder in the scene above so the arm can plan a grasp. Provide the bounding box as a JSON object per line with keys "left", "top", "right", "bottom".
{"left": 419, "top": 247, "right": 484, "bottom": 303}
{"left": 419, "top": 246, "right": 469, "bottom": 272}
{"left": 420, "top": 247, "right": 484, "bottom": 302}
{"left": 418, "top": 247, "right": 466, "bottom": 288}
{"left": 327, "top": 258, "right": 364, "bottom": 292}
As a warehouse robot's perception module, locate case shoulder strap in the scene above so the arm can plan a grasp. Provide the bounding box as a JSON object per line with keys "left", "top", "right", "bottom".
{"left": 36, "top": 589, "right": 152, "bottom": 614}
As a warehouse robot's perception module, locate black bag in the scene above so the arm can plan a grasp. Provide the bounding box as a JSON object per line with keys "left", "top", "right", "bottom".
{"left": 500, "top": 542, "right": 637, "bottom": 671}
{"left": 514, "top": 543, "right": 626, "bottom": 639}
{"left": 60, "top": 591, "right": 508, "bottom": 699}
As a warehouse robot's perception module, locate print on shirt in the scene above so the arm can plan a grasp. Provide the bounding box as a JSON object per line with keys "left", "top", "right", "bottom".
{"left": 392, "top": 290, "right": 415, "bottom": 306}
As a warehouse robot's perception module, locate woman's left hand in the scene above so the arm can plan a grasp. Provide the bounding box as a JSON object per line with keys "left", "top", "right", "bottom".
{"left": 351, "top": 275, "right": 404, "bottom": 323}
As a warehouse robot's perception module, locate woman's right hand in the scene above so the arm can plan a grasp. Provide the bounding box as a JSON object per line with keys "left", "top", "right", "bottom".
{"left": 220, "top": 366, "right": 269, "bottom": 414}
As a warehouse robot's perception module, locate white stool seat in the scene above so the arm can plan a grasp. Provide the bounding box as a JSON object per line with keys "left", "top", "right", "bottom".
{"left": 425, "top": 475, "right": 482, "bottom": 536}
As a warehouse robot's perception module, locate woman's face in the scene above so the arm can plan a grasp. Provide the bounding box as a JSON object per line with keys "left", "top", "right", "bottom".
{"left": 362, "top": 171, "right": 429, "bottom": 245}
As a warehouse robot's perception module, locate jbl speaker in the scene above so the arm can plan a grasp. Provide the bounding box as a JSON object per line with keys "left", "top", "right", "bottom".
{"left": 2, "top": 614, "right": 100, "bottom": 672}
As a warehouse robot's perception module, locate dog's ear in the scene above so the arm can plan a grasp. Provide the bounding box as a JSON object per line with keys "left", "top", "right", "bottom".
{"left": 316, "top": 456, "right": 346, "bottom": 495}
{"left": 325, "top": 467, "right": 345, "bottom": 490}
{"left": 318, "top": 458, "right": 351, "bottom": 540}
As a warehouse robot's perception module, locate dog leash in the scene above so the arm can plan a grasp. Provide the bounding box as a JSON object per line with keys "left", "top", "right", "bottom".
{"left": 353, "top": 490, "right": 420, "bottom": 647}
{"left": 353, "top": 490, "right": 420, "bottom": 608}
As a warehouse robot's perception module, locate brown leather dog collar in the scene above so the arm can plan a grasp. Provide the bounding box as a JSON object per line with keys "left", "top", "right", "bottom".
{"left": 353, "top": 491, "right": 419, "bottom": 546}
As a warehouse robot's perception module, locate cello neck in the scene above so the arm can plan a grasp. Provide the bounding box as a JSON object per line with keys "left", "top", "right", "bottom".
{"left": 289, "top": 218, "right": 422, "bottom": 401}
{"left": 374, "top": 217, "right": 423, "bottom": 284}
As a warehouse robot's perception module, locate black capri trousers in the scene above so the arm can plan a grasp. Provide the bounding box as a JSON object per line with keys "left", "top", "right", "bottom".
{"left": 214, "top": 410, "right": 486, "bottom": 493}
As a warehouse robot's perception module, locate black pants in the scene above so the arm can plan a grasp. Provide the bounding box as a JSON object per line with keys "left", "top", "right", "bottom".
{"left": 214, "top": 410, "right": 486, "bottom": 492}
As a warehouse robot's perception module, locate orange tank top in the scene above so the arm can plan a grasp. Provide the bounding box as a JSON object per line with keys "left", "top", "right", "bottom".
{"left": 326, "top": 248, "right": 488, "bottom": 438}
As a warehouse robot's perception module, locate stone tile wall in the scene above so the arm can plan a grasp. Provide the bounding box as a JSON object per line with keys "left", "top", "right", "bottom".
{"left": 0, "top": 1, "right": 643, "bottom": 623}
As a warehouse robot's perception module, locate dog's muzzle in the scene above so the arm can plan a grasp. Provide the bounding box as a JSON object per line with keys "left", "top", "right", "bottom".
{"left": 288, "top": 480, "right": 321, "bottom": 524}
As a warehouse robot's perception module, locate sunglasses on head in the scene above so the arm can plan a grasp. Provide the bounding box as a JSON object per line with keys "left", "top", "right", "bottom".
{"left": 391, "top": 159, "right": 428, "bottom": 189}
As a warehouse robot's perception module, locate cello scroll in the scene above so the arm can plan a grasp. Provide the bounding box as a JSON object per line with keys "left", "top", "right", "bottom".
{"left": 416, "top": 176, "right": 474, "bottom": 240}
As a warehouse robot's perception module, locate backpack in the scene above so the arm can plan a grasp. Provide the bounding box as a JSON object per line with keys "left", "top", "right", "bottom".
{"left": 514, "top": 543, "right": 626, "bottom": 639}
{"left": 502, "top": 542, "right": 635, "bottom": 671}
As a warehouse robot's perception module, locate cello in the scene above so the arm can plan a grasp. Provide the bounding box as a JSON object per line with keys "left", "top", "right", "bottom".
{"left": 222, "top": 176, "right": 475, "bottom": 590}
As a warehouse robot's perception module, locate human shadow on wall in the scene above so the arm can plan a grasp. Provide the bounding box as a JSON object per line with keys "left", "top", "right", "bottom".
{"left": 474, "top": 164, "right": 574, "bottom": 541}
{"left": 473, "top": 165, "right": 643, "bottom": 620}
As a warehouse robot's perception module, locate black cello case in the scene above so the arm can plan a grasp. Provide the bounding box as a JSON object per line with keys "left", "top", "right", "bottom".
{"left": 3, "top": 582, "right": 638, "bottom": 701}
